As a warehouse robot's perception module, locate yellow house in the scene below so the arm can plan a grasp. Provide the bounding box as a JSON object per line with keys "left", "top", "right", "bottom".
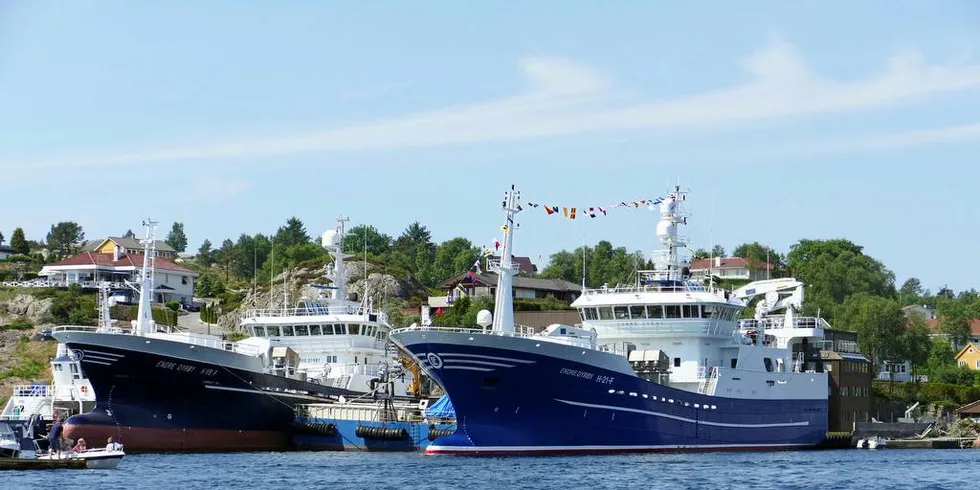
{"left": 955, "top": 342, "right": 980, "bottom": 370}
{"left": 85, "top": 236, "right": 176, "bottom": 259}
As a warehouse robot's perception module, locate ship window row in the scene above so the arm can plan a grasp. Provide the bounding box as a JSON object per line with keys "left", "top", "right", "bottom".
{"left": 251, "top": 324, "right": 385, "bottom": 340}
{"left": 580, "top": 305, "right": 742, "bottom": 321}
{"left": 606, "top": 389, "right": 717, "bottom": 410}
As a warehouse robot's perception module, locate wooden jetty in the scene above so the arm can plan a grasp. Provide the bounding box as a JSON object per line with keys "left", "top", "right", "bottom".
{"left": 0, "top": 458, "right": 87, "bottom": 470}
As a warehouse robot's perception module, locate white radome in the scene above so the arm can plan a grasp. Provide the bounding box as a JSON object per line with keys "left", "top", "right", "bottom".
{"left": 476, "top": 310, "right": 493, "bottom": 328}
{"left": 321, "top": 229, "right": 340, "bottom": 248}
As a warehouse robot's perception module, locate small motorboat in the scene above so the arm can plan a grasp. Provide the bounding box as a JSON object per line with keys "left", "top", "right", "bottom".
{"left": 35, "top": 446, "right": 125, "bottom": 469}
{"left": 856, "top": 436, "right": 887, "bottom": 449}
{"left": 0, "top": 423, "right": 20, "bottom": 458}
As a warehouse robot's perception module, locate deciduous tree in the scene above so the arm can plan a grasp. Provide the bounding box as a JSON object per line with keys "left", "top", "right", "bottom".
{"left": 46, "top": 222, "right": 84, "bottom": 257}
{"left": 165, "top": 222, "right": 188, "bottom": 253}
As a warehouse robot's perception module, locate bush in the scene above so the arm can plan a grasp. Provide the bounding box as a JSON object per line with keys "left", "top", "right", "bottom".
{"left": 111, "top": 305, "right": 137, "bottom": 322}
{"left": 226, "top": 331, "right": 248, "bottom": 342}
{"left": 165, "top": 300, "right": 181, "bottom": 312}
{"left": 0, "top": 319, "right": 33, "bottom": 331}
{"left": 152, "top": 307, "right": 178, "bottom": 328}
{"left": 218, "top": 291, "right": 246, "bottom": 312}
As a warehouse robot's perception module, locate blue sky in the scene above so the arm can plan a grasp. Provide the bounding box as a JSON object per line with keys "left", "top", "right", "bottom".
{"left": 1, "top": 1, "right": 978, "bottom": 293}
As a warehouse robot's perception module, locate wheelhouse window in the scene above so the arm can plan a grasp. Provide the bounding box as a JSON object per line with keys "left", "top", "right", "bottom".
{"left": 583, "top": 308, "right": 598, "bottom": 321}
{"left": 647, "top": 305, "right": 663, "bottom": 319}
{"left": 295, "top": 325, "right": 309, "bottom": 336}
{"left": 267, "top": 326, "right": 281, "bottom": 336}
{"left": 702, "top": 305, "right": 717, "bottom": 318}
{"left": 613, "top": 306, "right": 630, "bottom": 320}
{"left": 629, "top": 305, "right": 647, "bottom": 319}
{"left": 282, "top": 325, "right": 294, "bottom": 336}
{"left": 349, "top": 324, "right": 361, "bottom": 335}
{"left": 252, "top": 326, "right": 266, "bottom": 336}
{"left": 597, "top": 307, "right": 614, "bottom": 320}
{"left": 681, "top": 305, "right": 699, "bottom": 318}
{"left": 664, "top": 305, "right": 681, "bottom": 318}
{"left": 310, "top": 325, "right": 322, "bottom": 336}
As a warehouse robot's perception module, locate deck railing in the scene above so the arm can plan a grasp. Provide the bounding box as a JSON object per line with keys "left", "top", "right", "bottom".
{"left": 391, "top": 324, "right": 537, "bottom": 338}
{"left": 243, "top": 305, "right": 388, "bottom": 321}
{"left": 51, "top": 325, "right": 261, "bottom": 356}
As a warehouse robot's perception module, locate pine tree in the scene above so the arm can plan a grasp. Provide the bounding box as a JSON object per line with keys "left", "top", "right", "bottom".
{"left": 10, "top": 228, "right": 28, "bottom": 255}
{"left": 165, "top": 222, "right": 188, "bottom": 253}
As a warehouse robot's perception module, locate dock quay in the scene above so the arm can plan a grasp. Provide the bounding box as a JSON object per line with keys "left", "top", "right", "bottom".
{"left": 886, "top": 438, "right": 974, "bottom": 449}
{"left": 0, "top": 458, "right": 87, "bottom": 471}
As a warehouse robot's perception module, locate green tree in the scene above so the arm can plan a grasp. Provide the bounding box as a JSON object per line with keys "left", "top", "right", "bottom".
{"left": 926, "top": 337, "right": 956, "bottom": 373}
{"left": 275, "top": 217, "right": 310, "bottom": 249}
{"left": 835, "top": 293, "right": 905, "bottom": 367}
{"left": 165, "top": 222, "right": 188, "bottom": 253}
{"left": 711, "top": 245, "right": 726, "bottom": 258}
{"left": 216, "top": 239, "right": 235, "bottom": 281}
{"left": 197, "top": 239, "right": 214, "bottom": 267}
{"left": 430, "top": 237, "right": 479, "bottom": 284}
{"left": 46, "top": 222, "right": 84, "bottom": 257}
{"left": 391, "top": 222, "right": 436, "bottom": 284}
{"left": 342, "top": 225, "right": 393, "bottom": 257}
{"left": 937, "top": 299, "right": 971, "bottom": 348}
{"left": 732, "top": 242, "right": 783, "bottom": 272}
{"left": 786, "top": 238, "right": 895, "bottom": 320}
{"left": 540, "top": 241, "right": 643, "bottom": 288}
{"left": 691, "top": 248, "right": 709, "bottom": 261}
{"left": 899, "top": 277, "right": 923, "bottom": 306}
{"left": 898, "top": 312, "right": 932, "bottom": 381}
{"left": 0, "top": 231, "right": 4, "bottom": 246}
{"left": 10, "top": 228, "right": 28, "bottom": 255}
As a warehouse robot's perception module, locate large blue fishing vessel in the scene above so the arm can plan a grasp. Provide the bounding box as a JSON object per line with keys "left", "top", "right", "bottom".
{"left": 391, "top": 186, "right": 829, "bottom": 455}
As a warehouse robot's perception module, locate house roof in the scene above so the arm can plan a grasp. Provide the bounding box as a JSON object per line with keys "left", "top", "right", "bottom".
{"left": 690, "top": 257, "right": 773, "bottom": 270}
{"left": 488, "top": 255, "right": 538, "bottom": 273}
{"left": 45, "top": 251, "right": 197, "bottom": 274}
{"left": 83, "top": 237, "right": 175, "bottom": 253}
{"left": 957, "top": 399, "right": 980, "bottom": 415}
{"left": 441, "top": 271, "right": 582, "bottom": 293}
{"left": 954, "top": 342, "right": 980, "bottom": 361}
{"left": 927, "top": 319, "right": 980, "bottom": 339}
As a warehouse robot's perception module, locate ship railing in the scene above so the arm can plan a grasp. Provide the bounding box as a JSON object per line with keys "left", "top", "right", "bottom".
{"left": 152, "top": 331, "right": 262, "bottom": 356}
{"left": 243, "top": 305, "right": 388, "bottom": 321}
{"left": 739, "top": 316, "right": 831, "bottom": 331}
{"left": 391, "top": 324, "right": 538, "bottom": 338}
{"left": 698, "top": 367, "right": 719, "bottom": 395}
{"left": 581, "top": 283, "right": 708, "bottom": 296}
{"left": 328, "top": 363, "right": 382, "bottom": 377}
{"left": 9, "top": 385, "right": 54, "bottom": 398}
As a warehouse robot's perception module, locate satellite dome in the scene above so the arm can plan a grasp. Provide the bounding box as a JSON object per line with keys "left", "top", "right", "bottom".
{"left": 477, "top": 310, "right": 493, "bottom": 328}
{"left": 321, "top": 229, "right": 340, "bottom": 248}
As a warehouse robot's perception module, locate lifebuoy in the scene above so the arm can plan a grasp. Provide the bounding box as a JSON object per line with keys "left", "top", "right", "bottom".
{"left": 81, "top": 386, "right": 88, "bottom": 393}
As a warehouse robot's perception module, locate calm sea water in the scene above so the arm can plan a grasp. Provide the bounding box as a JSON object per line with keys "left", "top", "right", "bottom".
{"left": 7, "top": 449, "right": 977, "bottom": 489}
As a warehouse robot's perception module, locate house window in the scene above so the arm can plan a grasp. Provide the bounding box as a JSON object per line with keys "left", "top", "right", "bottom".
{"left": 182, "top": 276, "right": 188, "bottom": 285}
{"left": 960, "top": 361, "right": 967, "bottom": 367}
{"left": 976, "top": 360, "right": 980, "bottom": 369}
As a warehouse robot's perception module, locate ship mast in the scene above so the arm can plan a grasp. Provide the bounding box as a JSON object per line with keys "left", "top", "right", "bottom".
{"left": 134, "top": 219, "right": 158, "bottom": 336}
{"left": 651, "top": 186, "right": 688, "bottom": 282}
{"left": 323, "top": 215, "right": 350, "bottom": 302}
{"left": 491, "top": 186, "right": 522, "bottom": 334}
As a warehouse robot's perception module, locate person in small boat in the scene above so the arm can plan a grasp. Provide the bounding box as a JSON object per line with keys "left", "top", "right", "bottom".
{"left": 106, "top": 436, "right": 124, "bottom": 452}
{"left": 71, "top": 438, "right": 87, "bottom": 453}
{"left": 48, "top": 415, "right": 65, "bottom": 458}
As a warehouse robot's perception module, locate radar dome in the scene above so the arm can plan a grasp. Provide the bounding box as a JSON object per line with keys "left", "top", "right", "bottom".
{"left": 655, "top": 219, "right": 675, "bottom": 237}
{"left": 321, "top": 229, "right": 340, "bottom": 248}
{"left": 477, "top": 309, "right": 493, "bottom": 328}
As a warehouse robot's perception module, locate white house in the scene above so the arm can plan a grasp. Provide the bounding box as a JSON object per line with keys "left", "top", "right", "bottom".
{"left": 690, "top": 257, "right": 772, "bottom": 282}
{"left": 37, "top": 246, "right": 198, "bottom": 304}
{"left": 0, "top": 245, "right": 17, "bottom": 260}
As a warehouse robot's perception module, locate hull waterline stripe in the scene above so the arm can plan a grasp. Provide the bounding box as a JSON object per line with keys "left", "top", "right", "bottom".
{"left": 424, "top": 443, "right": 805, "bottom": 454}
{"left": 81, "top": 359, "right": 112, "bottom": 366}
{"left": 441, "top": 366, "right": 495, "bottom": 372}
{"left": 81, "top": 349, "right": 124, "bottom": 358}
{"left": 444, "top": 360, "right": 514, "bottom": 368}
{"left": 437, "top": 353, "right": 536, "bottom": 364}
{"left": 554, "top": 399, "right": 810, "bottom": 428}
{"left": 82, "top": 354, "right": 122, "bottom": 362}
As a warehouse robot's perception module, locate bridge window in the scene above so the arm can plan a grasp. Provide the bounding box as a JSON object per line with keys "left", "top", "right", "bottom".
{"left": 580, "top": 308, "right": 598, "bottom": 321}
{"left": 282, "top": 325, "right": 294, "bottom": 336}
{"left": 682, "top": 305, "right": 699, "bottom": 318}
{"left": 310, "top": 325, "right": 321, "bottom": 336}
{"left": 647, "top": 305, "right": 663, "bottom": 319}
{"left": 764, "top": 358, "right": 773, "bottom": 372}
{"left": 349, "top": 324, "right": 361, "bottom": 335}
{"left": 613, "top": 306, "right": 629, "bottom": 320}
{"left": 295, "top": 325, "right": 309, "bottom": 336}
{"left": 629, "top": 305, "right": 647, "bottom": 319}
{"left": 664, "top": 305, "right": 681, "bottom": 319}
{"left": 673, "top": 357, "right": 681, "bottom": 367}
{"left": 702, "top": 305, "right": 717, "bottom": 318}
{"left": 597, "top": 307, "right": 613, "bottom": 320}
{"left": 267, "top": 326, "right": 280, "bottom": 336}
{"left": 252, "top": 326, "right": 266, "bottom": 336}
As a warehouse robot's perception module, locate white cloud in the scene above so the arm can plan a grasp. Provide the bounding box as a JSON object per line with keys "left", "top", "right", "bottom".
{"left": 186, "top": 177, "right": 252, "bottom": 202}
{"left": 6, "top": 41, "right": 980, "bottom": 169}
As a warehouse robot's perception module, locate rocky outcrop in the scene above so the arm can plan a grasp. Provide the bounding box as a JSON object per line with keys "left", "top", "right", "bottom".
{"left": 2, "top": 294, "right": 54, "bottom": 326}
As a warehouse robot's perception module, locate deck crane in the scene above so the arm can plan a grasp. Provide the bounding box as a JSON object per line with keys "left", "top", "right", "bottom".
{"left": 732, "top": 278, "right": 806, "bottom": 342}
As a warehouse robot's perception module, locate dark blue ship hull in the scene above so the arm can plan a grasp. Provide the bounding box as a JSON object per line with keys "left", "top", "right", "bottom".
{"left": 393, "top": 331, "right": 828, "bottom": 455}
{"left": 58, "top": 338, "right": 355, "bottom": 453}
